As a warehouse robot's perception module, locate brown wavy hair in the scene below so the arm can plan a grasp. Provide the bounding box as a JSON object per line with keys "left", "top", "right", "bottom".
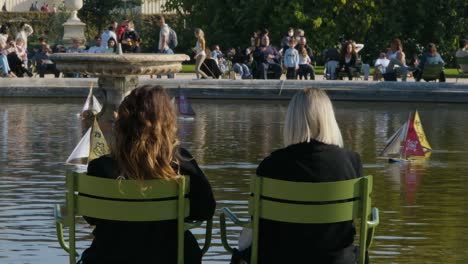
{"left": 112, "top": 85, "right": 180, "bottom": 181}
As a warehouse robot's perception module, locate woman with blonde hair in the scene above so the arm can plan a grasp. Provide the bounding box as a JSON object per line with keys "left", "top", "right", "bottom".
{"left": 233, "top": 88, "right": 363, "bottom": 264}
{"left": 81, "top": 85, "right": 216, "bottom": 264}
{"left": 193, "top": 28, "right": 209, "bottom": 79}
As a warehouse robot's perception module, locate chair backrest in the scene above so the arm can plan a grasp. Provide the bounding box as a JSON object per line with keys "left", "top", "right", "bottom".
{"left": 457, "top": 56, "right": 468, "bottom": 73}
{"left": 65, "top": 171, "right": 189, "bottom": 264}
{"left": 248, "top": 175, "right": 373, "bottom": 264}
{"left": 421, "top": 63, "right": 444, "bottom": 81}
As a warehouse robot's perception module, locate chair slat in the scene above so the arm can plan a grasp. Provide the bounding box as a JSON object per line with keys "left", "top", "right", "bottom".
{"left": 259, "top": 199, "right": 362, "bottom": 224}
{"left": 76, "top": 195, "right": 190, "bottom": 221}
{"left": 70, "top": 172, "right": 189, "bottom": 199}
{"left": 256, "top": 176, "right": 372, "bottom": 202}
{"left": 421, "top": 64, "right": 444, "bottom": 80}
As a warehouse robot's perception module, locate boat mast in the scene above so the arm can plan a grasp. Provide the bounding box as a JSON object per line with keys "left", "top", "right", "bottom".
{"left": 401, "top": 111, "right": 413, "bottom": 160}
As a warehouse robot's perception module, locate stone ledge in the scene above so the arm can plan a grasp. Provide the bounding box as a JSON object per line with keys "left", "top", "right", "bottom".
{"left": 0, "top": 78, "right": 467, "bottom": 103}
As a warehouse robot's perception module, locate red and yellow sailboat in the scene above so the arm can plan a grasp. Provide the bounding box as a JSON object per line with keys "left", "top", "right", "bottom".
{"left": 380, "top": 110, "right": 432, "bottom": 162}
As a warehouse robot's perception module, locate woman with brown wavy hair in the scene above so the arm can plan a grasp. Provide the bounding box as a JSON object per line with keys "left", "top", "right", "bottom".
{"left": 80, "top": 85, "right": 216, "bottom": 264}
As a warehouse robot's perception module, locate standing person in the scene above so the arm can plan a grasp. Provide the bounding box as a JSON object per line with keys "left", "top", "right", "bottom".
{"left": 121, "top": 21, "right": 141, "bottom": 53}
{"left": 232, "top": 88, "right": 363, "bottom": 264}
{"left": 2, "top": 2, "right": 7, "bottom": 11}
{"left": 455, "top": 39, "right": 468, "bottom": 72}
{"left": 193, "top": 28, "right": 209, "bottom": 79}
{"left": 116, "top": 19, "right": 128, "bottom": 43}
{"left": 283, "top": 39, "right": 299, "bottom": 79}
{"left": 155, "top": 15, "right": 174, "bottom": 78}
{"left": 100, "top": 24, "right": 117, "bottom": 52}
{"left": 79, "top": 85, "right": 216, "bottom": 264}
{"left": 298, "top": 46, "right": 314, "bottom": 80}
{"left": 386, "top": 38, "right": 408, "bottom": 81}
{"left": 16, "top": 23, "right": 33, "bottom": 51}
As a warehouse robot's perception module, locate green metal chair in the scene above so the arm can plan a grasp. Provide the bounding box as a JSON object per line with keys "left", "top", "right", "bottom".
{"left": 220, "top": 175, "right": 379, "bottom": 264}
{"left": 456, "top": 56, "right": 468, "bottom": 83}
{"left": 54, "top": 170, "right": 213, "bottom": 264}
{"left": 421, "top": 63, "right": 444, "bottom": 82}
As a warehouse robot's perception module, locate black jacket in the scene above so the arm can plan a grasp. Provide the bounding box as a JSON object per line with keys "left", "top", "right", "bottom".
{"left": 81, "top": 148, "right": 216, "bottom": 264}
{"left": 256, "top": 140, "right": 362, "bottom": 264}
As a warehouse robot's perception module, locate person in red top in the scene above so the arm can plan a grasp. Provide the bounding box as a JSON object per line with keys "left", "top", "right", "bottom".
{"left": 116, "top": 20, "right": 128, "bottom": 43}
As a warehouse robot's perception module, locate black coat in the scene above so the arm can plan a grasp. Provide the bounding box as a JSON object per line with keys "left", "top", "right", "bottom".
{"left": 81, "top": 148, "right": 216, "bottom": 264}
{"left": 256, "top": 140, "right": 362, "bottom": 264}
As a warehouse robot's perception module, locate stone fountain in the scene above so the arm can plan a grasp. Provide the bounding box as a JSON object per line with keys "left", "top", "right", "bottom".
{"left": 49, "top": 53, "right": 190, "bottom": 139}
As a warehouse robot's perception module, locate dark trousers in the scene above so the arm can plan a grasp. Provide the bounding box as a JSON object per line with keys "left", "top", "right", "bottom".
{"left": 38, "top": 63, "right": 60, "bottom": 78}
{"left": 286, "top": 67, "right": 297, "bottom": 79}
{"left": 298, "top": 64, "right": 315, "bottom": 80}
{"left": 257, "top": 62, "right": 282, "bottom": 79}
{"left": 337, "top": 66, "right": 353, "bottom": 80}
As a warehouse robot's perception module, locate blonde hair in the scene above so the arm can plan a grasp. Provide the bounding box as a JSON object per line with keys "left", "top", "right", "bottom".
{"left": 194, "top": 28, "right": 205, "bottom": 50}
{"left": 284, "top": 88, "right": 343, "bottom": 147}
{"left": 112, "top": 85, "right": 181, "bottom": 181}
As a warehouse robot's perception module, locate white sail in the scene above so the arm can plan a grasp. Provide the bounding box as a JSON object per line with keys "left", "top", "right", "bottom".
{"left": 381, "top": 121, "right": 408, "bottom": 156}
{"left": 82, "top": 84, "right": 102, "bottom": 114}
{"left": 65, "top": 127, "right": 91, "bottom": 164}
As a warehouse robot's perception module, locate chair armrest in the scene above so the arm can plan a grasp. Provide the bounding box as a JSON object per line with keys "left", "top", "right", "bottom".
{"left": 184, "top": 219, "right": 213, "bottom": 256}
{"left": 367, "top": 207, "right": 380, "bottom": 228}
{"left": 366, "top": 207, "right": 380, "bottom": 249}
{"left": 54, "top": 204, "right": 70, "bottom": 253}
{"left": 222, "top": 208, "right": 250, "bottom": 227}
{"left": 219, "top": 208, "right": 251, "bottom": 254}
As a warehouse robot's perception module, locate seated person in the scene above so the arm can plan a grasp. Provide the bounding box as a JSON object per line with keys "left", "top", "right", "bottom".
{"left": 373, "top": 52, "right": 390, "bottom": 80}
{"left": 253, "top": 45, "right": 282, "bottom": 79}
{"left": 337, "top": 41, "right": 357, "bottom": 80}
{"left": 413, "top": 43, "right": 445, "bottom": 82}
{"left": 233, "top": 88, "right": 363, "bottom": 264}
{"left": 227, "top": 47, "right": 252, "bottom": 79}
{"left": 5, "top": 39, "right": 31, "bottom": 77}
{"left": 0, "top": 40, "right": 15, "bottom": 78}
{"left": 322, "top": 46, "right": 340, "bottom": 80}
{"left": 30, "top": 44, "right": 60, "bottom": 78}
{"left": 65, "top": 38, "right": 84, "bottom": 77}
{"left": 104, "top": 38, "right": 117, "bottom": 53}
{"left": 386, "top": 38, "right": 409, "bottom": 81}
{"left": 295, "top": 36, "right": 315, "bottom": 80}
{"left": 86, "top": 35, "right": 102, "bottom": 53}
{"left": 455, "top": 39, "right": 468, "bottom": 72}
{"left": 81, "top": 85, "right": 216, "bottom": 264}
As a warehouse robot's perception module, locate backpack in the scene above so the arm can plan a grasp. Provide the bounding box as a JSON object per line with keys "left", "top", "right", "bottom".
{"left": 168, "top": 27, "right": 178, "bottom": 49}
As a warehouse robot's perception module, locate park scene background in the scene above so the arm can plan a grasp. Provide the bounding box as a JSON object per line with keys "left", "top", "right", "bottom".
{"left": 0, "top": 0, "right": 467, "bottom": 264}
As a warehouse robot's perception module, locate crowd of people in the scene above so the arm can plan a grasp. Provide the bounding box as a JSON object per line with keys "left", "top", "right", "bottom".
{"left": 0, "top": 15, "right": 467, "bottom": 81}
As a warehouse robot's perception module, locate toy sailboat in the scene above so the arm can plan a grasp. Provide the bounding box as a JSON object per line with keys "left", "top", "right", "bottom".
{"left": 380, "top": 110, "right": 432, "bottom": 163}
{"left": 65, "top": 118, "right": 110, "bottom": 165}
{"left": 174, "top": 88, "right": 196, "bottom": 121}
{"left": 81, "top": 83, "right": 102, "bottom": 115}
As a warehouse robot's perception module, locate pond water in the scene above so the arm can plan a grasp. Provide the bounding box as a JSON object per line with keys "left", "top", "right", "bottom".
{"left": 0, "top": 98, "right": 467, "bottom": 263}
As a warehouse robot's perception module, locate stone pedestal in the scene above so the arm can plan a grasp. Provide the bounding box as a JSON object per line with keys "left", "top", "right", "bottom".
{"left": 63, "top": 19, "right": 86, "bottom": 42}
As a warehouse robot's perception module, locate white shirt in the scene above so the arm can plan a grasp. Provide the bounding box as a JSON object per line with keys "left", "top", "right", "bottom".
{"left": 375, "top": 58, "right": 390, "bottom": 73}
{"left": 159, "top": 24, "right": 170, "bottom": 51}
{"left": 87, "top": 46, "right": 102, "bottom": 53}
{"left": 100, "top": 30, "right": 117, "bottom": 51}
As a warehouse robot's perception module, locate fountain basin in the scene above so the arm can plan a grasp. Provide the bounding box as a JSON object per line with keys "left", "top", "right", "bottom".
{"left": 49, "top": 53, "right": 190, "bottom": 77}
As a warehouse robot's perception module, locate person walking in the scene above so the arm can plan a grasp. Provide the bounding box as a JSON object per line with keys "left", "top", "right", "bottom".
{"left": 193, "top": 28, "right": 209, "bottom": 79}
{"left": 155, "top": 15, "right": 174, "bottom": 79}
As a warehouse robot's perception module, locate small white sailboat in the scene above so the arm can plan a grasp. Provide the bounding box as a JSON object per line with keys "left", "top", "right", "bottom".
{"left": 380, "top": 110, "right": 432, "bottom": 163}
{"left": 81, "top": 83, "right": 103, "bottom": 115}
{"left": 66, "top": 118, "right": 110, "bottom": 166}
{"left": 174, "top": 88, "right": 196, "bottom": 121}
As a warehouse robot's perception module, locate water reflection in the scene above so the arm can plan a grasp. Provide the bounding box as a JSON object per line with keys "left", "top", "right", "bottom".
{"left": 0, "top": 99, "right": 467, "bottom": 263}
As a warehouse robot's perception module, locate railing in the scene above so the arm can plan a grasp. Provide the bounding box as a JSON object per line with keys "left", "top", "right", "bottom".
{"left": 140, "top": 0, "right": 176, "bottom": 14}
{"left": 3, "top": 0, "right": 175, "bottom": 14}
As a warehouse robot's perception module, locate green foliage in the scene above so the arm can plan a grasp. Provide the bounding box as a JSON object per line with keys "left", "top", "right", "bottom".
{"left": 79, "top": 0, "right": 143, "bottom": 38}
{"left": 164, "top": 0, "right": 467, "bottom": 66}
